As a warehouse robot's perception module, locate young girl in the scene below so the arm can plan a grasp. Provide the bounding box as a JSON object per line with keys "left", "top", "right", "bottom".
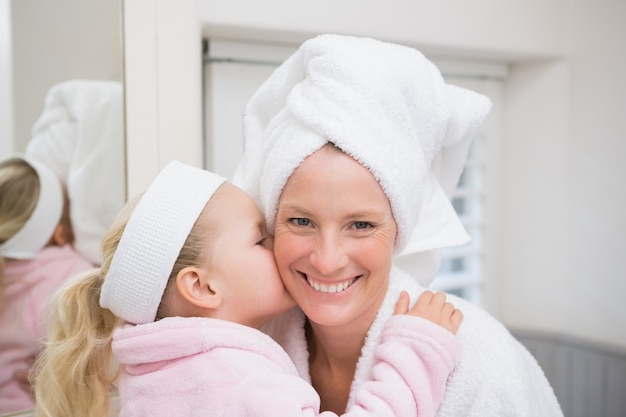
{"left": 33, "top": 160, "right": 463, "bottom": 417}
{"left": 0, "top": 155, "right": 94, "bottom": 413}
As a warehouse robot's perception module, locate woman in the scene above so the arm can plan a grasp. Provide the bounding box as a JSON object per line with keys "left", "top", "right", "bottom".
{"left": 234, "top": 34, "right": 564, "bottom": 416}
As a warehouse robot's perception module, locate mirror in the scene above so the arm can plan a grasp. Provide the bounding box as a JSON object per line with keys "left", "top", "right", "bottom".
{"left": 0, "top": 1, "right": 124, "bottom": 413}
{"left": 1, "top": 0, "right": 125, "bottom": 265}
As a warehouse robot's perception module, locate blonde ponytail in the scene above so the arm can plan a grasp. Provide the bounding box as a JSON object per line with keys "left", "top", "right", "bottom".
{"left": 33, "top": 194, "right": 139, "bottom": 417}
{"left": 33, "top": 269, "right": 118, "bottom": 417}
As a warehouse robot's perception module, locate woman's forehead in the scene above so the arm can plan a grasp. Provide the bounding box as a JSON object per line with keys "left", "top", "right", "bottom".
{"left": 288, "top": 147, "right": 375, "bottom": 186}
{"left": 280, "top": 148, "right": 392, "bottom": 213}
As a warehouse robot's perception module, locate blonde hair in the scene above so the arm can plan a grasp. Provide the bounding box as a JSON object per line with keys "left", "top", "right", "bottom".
{"left": 0, "top": 159, "right": 73, "bottom": 301}
{"left": 33, "top": 185, "right": 221, "bottom": 417}
{"left": 0, "top": 159, "right": 39, "bottom": 300}
{"left": 0, "top": 159, "right": 39, "bottom": 243}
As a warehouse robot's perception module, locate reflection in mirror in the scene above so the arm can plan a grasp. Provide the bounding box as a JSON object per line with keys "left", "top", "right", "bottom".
{"left": 0, "top": 1, "right": 124, "bottom": 414}
{"left": 1, "top": 0, "right": 125, "bottom": 270}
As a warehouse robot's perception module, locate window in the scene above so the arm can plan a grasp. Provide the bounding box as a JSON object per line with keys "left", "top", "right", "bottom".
{"left": 203, "top": 39, "right": 504, "bottom": 313}
{"left": 430, "top": 126, "right": 487, "bottom": 303}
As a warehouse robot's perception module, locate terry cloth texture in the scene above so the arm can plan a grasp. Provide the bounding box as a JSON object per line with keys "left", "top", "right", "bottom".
{"left": 233, "top": 34, "right": 492, "bottom": 257}
{"left": 99, "top": 161, "right": 226, "bottom": 325}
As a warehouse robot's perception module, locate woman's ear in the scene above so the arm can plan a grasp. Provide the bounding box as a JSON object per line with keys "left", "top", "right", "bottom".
{"left": 176, "top": 266, "right": 222, "bottom": 310}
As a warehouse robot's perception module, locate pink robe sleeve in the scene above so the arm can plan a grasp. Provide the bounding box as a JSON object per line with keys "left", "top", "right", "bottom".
{"left": 346, "top": 315, "right": 461, "bottom": 417}
{"left": 227, "top": 315, "right": 461, "bottom": 417}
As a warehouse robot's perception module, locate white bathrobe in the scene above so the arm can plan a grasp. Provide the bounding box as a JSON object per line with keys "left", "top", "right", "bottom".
{"left": 263, "top": 267, "right": 564, "bottom": 417}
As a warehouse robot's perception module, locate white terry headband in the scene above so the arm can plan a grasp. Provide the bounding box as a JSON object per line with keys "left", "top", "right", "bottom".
{"left": 0, "top": 156, "right": 63, "bottom": 260}
{"left": 99, "top": 161, "right": 226, "bottom": 325}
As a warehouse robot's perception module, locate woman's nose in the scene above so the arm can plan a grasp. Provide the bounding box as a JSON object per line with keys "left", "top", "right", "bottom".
{"left": 308, "top": 233, "right": 349, "bottom": 276}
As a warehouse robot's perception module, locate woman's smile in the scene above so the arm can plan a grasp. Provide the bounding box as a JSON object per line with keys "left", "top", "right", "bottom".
{"left": 303, "top": 273, "right": 360, "bottom": 294}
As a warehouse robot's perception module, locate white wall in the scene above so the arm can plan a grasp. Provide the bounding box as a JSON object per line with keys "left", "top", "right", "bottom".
{"left": 123, "top": 0, "right": 204, "bottom": 197}
{"left": 196, "top": 0, "right": 565, "bottom": 60}
{"left": 564, "top": 4, "right": 626, "bottom": 345}
{"left": 7, "top": 0, "right": 122, "bottom": 152}
{"left": 191, "top": 0, "right": 626, "bottom": 349}
{"left": 502, "top": 2, "right": 626, "bottom": 349}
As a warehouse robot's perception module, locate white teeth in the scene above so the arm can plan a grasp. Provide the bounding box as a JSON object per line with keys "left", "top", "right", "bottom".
{"left": 306, "top": 277, "right": 354, "bottom": 293}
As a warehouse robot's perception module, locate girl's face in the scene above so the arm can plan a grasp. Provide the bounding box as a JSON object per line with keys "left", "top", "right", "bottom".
{"left": 206, "top": 184, "right": 295, "bottom": 329}
{"left": 274, "top": 147, "right": 397, "bottom": 329}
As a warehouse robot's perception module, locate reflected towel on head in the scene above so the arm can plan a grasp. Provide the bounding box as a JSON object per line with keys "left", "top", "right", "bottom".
{"left": 234, "top": 34, "right": 491, "bottom": 260}
{"left": 26, "top": 80, "right": 125, "bottom": 265}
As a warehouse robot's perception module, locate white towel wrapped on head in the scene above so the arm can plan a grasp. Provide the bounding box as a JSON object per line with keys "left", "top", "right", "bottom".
{"left": 234, "top": 34, "right": 492, "bottom": 259}
{"left": 25, "top": 79, "right": 125, "bottom": 265}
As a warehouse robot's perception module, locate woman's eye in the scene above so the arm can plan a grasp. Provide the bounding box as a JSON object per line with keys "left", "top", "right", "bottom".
{"left": 290, "top": 218, "right": 311, "bottom": 227}
{"left": 353, "top": 221, "right": 372, "bottom": 230}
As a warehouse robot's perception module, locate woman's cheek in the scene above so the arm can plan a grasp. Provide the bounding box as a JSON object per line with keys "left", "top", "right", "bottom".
{"left": 273, "top": 226, "right": 301, "bottom": 269}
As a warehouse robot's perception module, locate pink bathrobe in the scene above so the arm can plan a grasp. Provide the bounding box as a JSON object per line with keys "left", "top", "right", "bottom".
{"left": 112, "top": 314, "right": 460, "bottom": 417}
{"left": 0, "top": 245, "right": 93, "bottom": 413}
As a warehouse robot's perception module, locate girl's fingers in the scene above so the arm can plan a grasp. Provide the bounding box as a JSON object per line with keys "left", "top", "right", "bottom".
{"left": 441, "top": 301, "right": 456, "bottom": 317}
{"left": 394, "top": 291, "right": 410, "bottom": 315}
{"left": 449, "top": 309, "right": 464, "bottom": 333}
{"left": 416, "top": 290, "right": 434, "bottom": 306}
{"left": 400, "top": 290, "right": 464, "bottom": 334}
{"left": 430, "top": 291, "right": 447, "bottom": 308}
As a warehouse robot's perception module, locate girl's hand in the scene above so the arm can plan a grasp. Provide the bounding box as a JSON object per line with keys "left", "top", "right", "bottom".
{"left": 394, "top": 290, "right": 463, "bottom": 334}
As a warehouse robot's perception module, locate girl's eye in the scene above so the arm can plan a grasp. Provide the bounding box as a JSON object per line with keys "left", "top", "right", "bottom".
{"left": 256, "top": 236, "right": 268, "bottom": 246}
{"left": 290, "top": 218, "right": 311, "bottom": 227}
{"left": 353, "top": 221, "right": 372, "bottom": 230}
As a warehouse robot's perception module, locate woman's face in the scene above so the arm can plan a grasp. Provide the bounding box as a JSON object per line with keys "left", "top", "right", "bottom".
{"left": 274, "top": 147, "right": 397, "bottom": 328}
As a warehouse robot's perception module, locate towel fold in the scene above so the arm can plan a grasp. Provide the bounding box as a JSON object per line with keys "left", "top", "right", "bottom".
{"left": 234, "top": 34, "right": 492, "bottom": 257}
{"left": 26, "top": 79, "right": 125, "bottom": 265}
